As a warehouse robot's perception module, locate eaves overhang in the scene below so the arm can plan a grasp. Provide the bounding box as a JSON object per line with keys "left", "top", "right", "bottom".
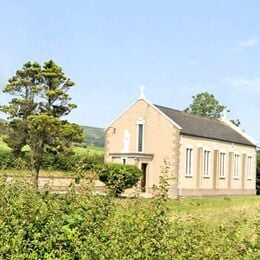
{"left": 109, "top": 153, "right": 154, "bottom": 159}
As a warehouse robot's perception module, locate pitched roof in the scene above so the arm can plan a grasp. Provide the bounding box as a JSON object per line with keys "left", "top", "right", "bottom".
{"left": 155, "top": 104, "right": 256, "bottom": 147}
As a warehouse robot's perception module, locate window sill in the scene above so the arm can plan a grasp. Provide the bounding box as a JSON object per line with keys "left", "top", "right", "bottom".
{"left": 233, "top": 177, "right": 240, "bottom": 180}
{"left": 203, "top": 176, "right": 210, "bottom": 179}
{"left": 246, "top": 178, "right": 253, "bottom": 181}
{"left": 219, "top": 177, "right": 226, "bottom": 179}
{"left": 185, "top": 175, "right": 193, "bottom": 178}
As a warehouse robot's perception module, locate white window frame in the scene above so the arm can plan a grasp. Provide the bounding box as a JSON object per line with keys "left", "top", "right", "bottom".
{"left": 247, "top": 155, "right": 253, "bottom": 180}
{"left": 136, "top": 119, "right": 145, "bottom": 153}
{"left": 219, "top": 152, "right": 226, "bottom": 178}
{"left": 185, "top": 147, "right": 193, "bottom": 177}
{"left": 233, "top": 154, "right": 240, "bottom": 179}
{"left": 203, "top": 149, "right": 211, "bottom": 178}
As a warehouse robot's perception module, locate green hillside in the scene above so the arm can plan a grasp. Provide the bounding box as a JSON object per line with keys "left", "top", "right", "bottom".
{"left": 0, "top": 118, "right": 105, "bottom": 148}
{"left": 81, "top": 125, "right": 104, "bottom": 147}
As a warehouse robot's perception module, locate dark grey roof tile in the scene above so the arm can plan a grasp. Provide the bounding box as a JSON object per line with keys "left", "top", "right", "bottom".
{"left": 155, "top": 104, "right": 255, "bottom": 147}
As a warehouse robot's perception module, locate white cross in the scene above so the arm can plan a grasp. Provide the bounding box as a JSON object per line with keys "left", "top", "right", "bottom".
{"left": 139, "top": 85, "right": 146, "bottom": 99}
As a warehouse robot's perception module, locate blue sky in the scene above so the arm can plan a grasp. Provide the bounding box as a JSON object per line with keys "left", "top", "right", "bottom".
{"left": 0, "top": 0, "right": 259, "bottom": 143}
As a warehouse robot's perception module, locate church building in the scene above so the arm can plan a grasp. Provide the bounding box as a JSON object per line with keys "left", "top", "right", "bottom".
{"left": 105, "top": 90, "right": 256, "bottom": 197}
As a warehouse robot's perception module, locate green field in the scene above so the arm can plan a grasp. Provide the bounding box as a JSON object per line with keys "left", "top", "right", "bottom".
{"left": 0, "top": 137, "right": 104, "bottom": 156}
{"left": 73, "top": 145, "right": 104, "bottom": 156}
{"left": 0, "top": 137, "right": 104, "bottom": 176}
{"left": 168, "top": 195, "right": 259, "bottom": 213}
{"left": 168, "top": 196, "right": 259, "bottom": 225}
{"left": 117, "top": 196, "right": 260, "bottom": 223}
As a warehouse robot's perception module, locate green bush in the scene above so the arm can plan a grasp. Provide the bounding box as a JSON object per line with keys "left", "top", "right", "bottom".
{"left": 0, "top": 151, "right": 31, "bottom": 170}
{"left": 0, "top": 176, "right": 258, "bottom": 258}
{"left": 0, "top": 149, "right": 104, "bottom": 173}
{"left": 97, "top": 163, "right": 142, "bottom": 196}
{"left": 0, "top": 176, "right": 171, "bottom": 259}
{"left": 41, "top": 152, "right": 104, "bottom": 172}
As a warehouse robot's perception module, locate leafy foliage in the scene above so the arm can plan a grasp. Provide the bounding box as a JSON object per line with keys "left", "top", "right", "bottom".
{"left": 230, "top": 118, "right": 241, "bottom": 127}
{"left": 0, "top": 147, "right": 104, "bottom": 173}
{"left": 185, "top": 91, "right": 241, "bottom": 126}
{"left": 185, "top": 92, "right": 227, "bottom": 119}
{"left": 97, "top": 163, "right": 142, "bottom": 196}
{"left": 0, "top": 176, "right": 258, "bottom": 258}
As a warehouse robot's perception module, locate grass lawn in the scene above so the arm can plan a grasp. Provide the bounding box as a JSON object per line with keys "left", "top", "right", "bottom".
{"left": 167, "top": 196, "right": 260, "bottom": 224}
{"left": 116, "top": 195, "right": 259, "bottom": 220}
{"left": 168, "top": 195, "right": 260, "bottom": 213}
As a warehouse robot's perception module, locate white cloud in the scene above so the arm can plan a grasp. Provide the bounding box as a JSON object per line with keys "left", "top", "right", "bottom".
{"left": 222, "top": 76, "right": 260, "bottom": 94}
{"left": 227, "top": 37, "right": 259, "bottom": 52}
{"left": 239, "top": 38, "right": 259, "bottom": 48}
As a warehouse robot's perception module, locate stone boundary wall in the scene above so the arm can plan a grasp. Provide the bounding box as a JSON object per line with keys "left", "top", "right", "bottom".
{"left": 3, "top": 175, "right": 106, "bottom": 193}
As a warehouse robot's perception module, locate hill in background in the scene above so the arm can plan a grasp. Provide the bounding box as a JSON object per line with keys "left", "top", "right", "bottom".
{"left": 0, "top": 117, "right": 105, "bottom": 148}
{"left": 81, "top": 125, "right": 104, "bottom": 147}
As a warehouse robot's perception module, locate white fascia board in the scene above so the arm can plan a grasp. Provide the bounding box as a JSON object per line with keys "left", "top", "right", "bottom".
{"left": 220, "top": 118, "right": 257, "bottom": 146}
{"left": 148, "top": 101, "right": 182, "bottom": 130}
{"left": 104, "top": 99, "right": 139, "bottom": 131}
{"left": 104, "top": 97, "right": 182, "bottom": 131}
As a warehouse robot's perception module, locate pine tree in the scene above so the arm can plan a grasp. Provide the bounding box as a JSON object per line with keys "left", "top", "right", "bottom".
{"left": 1, "top": 60, "right": 84, "bottom": 188}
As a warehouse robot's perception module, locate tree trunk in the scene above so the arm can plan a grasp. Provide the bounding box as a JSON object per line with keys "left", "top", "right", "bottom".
{"left": 32, "top": 166, "right": 40, "bottom": 190}
{"left": 31, "top": 148, "right": 43, "bottom": 190}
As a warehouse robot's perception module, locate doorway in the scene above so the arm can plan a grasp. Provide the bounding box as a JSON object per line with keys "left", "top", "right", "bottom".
{"left": 141, "top": 163, "right": 148, "bottom": 192}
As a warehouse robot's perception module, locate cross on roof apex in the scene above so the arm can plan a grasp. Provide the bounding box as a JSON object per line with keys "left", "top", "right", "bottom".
{"left": 138, "top": 85, "right": 146, "bottom": 100}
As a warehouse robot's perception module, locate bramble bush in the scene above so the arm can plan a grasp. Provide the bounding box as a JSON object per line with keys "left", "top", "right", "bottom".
{"left": 0, "top": 165, "right": 259, "bottom": 258}
{"left": 0, "top": 176, "right": 259, "bottom": 259}
{"left": 0, "top": 174, "right": 171, "bottom": 259}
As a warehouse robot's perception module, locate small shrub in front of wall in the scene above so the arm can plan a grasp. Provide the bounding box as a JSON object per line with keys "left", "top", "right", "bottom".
{"left": 97, "top": 163, "right": 142, "bottom": 196}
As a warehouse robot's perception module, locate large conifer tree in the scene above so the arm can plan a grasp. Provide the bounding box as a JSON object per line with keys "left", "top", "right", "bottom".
{"left": 1, "top": 60, "right": 84, "bottom": 188}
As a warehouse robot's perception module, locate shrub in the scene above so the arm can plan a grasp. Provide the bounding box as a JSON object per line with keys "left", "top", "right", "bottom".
{"left": 0, "top": 174, "right": 171, "bottom": 259}
{"left": 0, "top": 149, "right": 104, "bottom": 173}
{"left": 0, "top": 151, "right": 31, "bottom": 170}
{"left": 97, "top": 163, "right": 142, "bottom": 196}
{"left": 0, "top": 176, "right": 258, "bottom": 258}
